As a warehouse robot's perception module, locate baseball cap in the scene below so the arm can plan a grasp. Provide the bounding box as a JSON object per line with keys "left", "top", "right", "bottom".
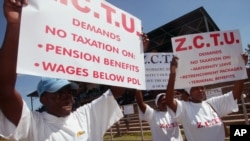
{"left": 155, "top": 93, "right": 165, "bottom": 106}
{"left": 37, "top": 77, "right": 79, "bottom": 96}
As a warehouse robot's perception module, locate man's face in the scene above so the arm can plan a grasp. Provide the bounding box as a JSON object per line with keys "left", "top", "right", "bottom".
{"left": 41, "top": 85, "right": 75, "bottom": 117}
{"left": 190, "top": 86, "right": 206, "bottom": 103}
{"left": 157, "top": 95, "right": 167, "bottom": 111}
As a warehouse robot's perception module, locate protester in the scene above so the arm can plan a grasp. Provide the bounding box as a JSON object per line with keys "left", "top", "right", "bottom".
{"left": 165, "top": 55, "right": 249, "bottom": 141}
{"left": 0, "top": 0, "right": 149, "bottom": 141}
{"left": 135, "top": 90, "right": 183, "bottom": 141}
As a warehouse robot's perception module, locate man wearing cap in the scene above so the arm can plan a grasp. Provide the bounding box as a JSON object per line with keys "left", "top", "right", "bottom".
{"left": 135, "top": 90, "right": 183, "bottom": 141}
{"left": 0, "top": 1, "right": 149, "bottom": 141}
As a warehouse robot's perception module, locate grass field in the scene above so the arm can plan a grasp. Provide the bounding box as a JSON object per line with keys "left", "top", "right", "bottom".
{"left": 104, "top": 132, "right": 152, "bottom": 141}
{"left": 1, "top": 130, "right": 229, "bottom": 141}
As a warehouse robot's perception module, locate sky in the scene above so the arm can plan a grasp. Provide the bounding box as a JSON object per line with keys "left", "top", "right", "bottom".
{"left": 0, "top": 0, "right": 250, "bottom": 110}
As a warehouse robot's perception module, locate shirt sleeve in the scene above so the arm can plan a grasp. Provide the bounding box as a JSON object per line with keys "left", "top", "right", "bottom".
{"left": 174, "top": 99, "right": 186, "bottom": 123}
{"left": 76, "top": 89, "right": 123, "bottom": 140}
{"left": 139, "top": 104, "right": 153, "bottom": 121}
{"left": 0, "top": 100, "right": 31, "bottom": 140}
{"left": 206, "top": 91, "right": 238, "bottom": 117}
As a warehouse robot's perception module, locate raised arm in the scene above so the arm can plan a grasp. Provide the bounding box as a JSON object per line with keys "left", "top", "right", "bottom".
{"left": 0, "top": 0, "right": 28, "bottom": 126}
{"left": 135, "top": 90, "right": 146, "bottom": 113}
{"left": 247, "top": 68, "right": 250, "bottom": 79}
{"left": 232, "top": 54, "right": 249, "bottom": 100}
{"left": 165, "top": 56, "right": 178, "bottom": 112}
{"left": 134, "top": 32, "right": 149, "bottom": 113}
{"left": 110, "top": 86, "right": 126, "bottom": 99}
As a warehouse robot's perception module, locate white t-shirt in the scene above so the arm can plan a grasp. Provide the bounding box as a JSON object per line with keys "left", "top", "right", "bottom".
{"left": 0, "top": 89, "right": 123, "bottom": 141}
{"left": 175, "top": 91, "right": 238, "bottom": 141}
{"left": 139, "top": 105, "right": 183, "bottom": 141}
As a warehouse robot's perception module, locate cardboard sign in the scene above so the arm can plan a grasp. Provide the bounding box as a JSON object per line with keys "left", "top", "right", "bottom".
{"left": 172, "top": 30, "right": 247, "bottom": 89}
{"left": 144, "top": 52, "right": 173, "bottom": 90}
{"left": 17, "top": 0, "right": 146, "bottom": 89}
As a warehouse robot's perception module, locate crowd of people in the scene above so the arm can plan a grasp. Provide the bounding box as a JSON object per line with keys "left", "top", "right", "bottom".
{"left": 0, "top": 0, "right": 250, "bottom": 141}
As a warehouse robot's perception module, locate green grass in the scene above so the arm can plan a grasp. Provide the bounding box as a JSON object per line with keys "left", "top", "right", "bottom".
{"left": 104, "top": 132, "right": 152, "bottom": 141}
{"left": 1, "top": 129, "right": 229, "bottom": 141}
{"left": 0, "top": 132, "right": 152, "bottom": 141}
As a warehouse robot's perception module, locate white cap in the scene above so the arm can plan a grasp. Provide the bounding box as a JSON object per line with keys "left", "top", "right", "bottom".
{"left": 155, "top": 93, "right": 165, "bottom": 106}
{"left": 184, "top": 87, "right": 191, "bottom": 94}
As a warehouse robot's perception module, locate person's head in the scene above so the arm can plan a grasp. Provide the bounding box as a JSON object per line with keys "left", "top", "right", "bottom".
{"left": 174, "top": 89, "right": 190, "bottom": 101}
{"left": 186, "top": 86, "right": 206, "bottom": 103}
{"left": 155, "top": 93, "right": 167, "bottom": 111}
{"left": 38, "top": 77, "right": 79, "bottom": 117}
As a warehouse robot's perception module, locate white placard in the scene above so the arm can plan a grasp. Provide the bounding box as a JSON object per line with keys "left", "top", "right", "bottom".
{"left": 172, "top": 30, "right": 247, "bottom": 89}
{"left": 144, "top": 53, "right": 173, "bottom": 90}
{"left": 17, "top": 0, "right": 146, "bottom": 89}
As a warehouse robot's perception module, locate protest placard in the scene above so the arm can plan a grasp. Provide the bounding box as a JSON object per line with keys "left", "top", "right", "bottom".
{"left": 17, "top": 0, "right": 146, "bottom": 89}
{"left": 171, "top": 30, "right": 247, "bottom": 89}
{"left": 144, "top": 52, "right": 173, "bottom": 90}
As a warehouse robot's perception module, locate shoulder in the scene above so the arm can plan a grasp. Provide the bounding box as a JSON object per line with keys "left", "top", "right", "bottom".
{"left": 206, "top": 91, "right": 233, "bottom": 103}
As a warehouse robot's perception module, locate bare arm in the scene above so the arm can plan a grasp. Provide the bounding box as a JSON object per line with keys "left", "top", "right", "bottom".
{"left": 110, "top": 86, "right": 126, "bottom": 99}
{"left": 135, "top": 90, "right": 146, "bottom": 113}
{"left": 247, "top": 68, "right": 250, "bottom": 79}
{"left": 134, "top": 32, "right": 149, "bottom": 113}
{"left": 141, "top": 32, "right": 149, "bottom": 52}
{"left": 232, "top": 80, "right": 244, "bottom": 100}
{"left": 165, "top": 56, "right": 178, "bottom": 112}
{"left": 0, "top": 0, "right": 28, "bottom": 126}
